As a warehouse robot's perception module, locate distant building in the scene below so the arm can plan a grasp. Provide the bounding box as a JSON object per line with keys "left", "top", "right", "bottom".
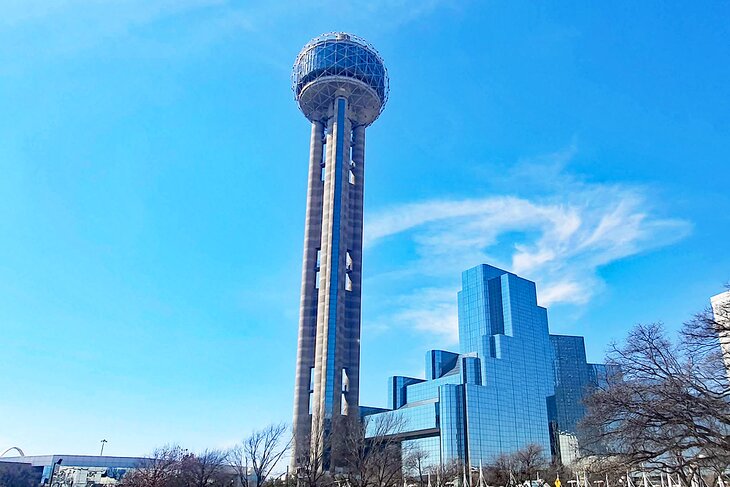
{"left": 0, "top": 459, "right": 43, "bottom": 486}
{"left": 0, "top": 454, "right": 144, "bottom": 485}
{"left": 0, "top": 453, "right": 252, "bottom": 486}
{"left": 364, "top": 264, "right": 608, "bottom": 466}
{"left": 548, "top": 336, "right": 614, "bottom": 464}
{"left": 711, "top": 290, "right": 730, "bottom": 378}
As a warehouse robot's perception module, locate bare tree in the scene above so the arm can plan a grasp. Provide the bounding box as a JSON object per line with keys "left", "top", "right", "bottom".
{"left": 368, "top": 414, "right": 411, "bottom": 487}
{"left": 120, "top": 445, "right": 233, "bottom": 487}
{"left": 513, "top": 443, "right": 547, "bottom": 482}
{"left": 541, "top": 459, "right": 571, "bottom": 487}
{"left": 332, "top": 413, "right": 409, "bottom": 487}
{"left": 228, "top": 444, "right": 252, "bottom": 487}
{"left": 481, "top": 444, "right": 547, "bottom": 486}
{"left": 293, "top": 431, "right": 331, "bottom": 487}
{"left": 182, "top": 449, "right": 230, "bottom": 487}
{"left": 682, "top": 290, "right": 730, "bottom": 388}
{"left": 230, "top": 423, "right": 291, "bottom": 487}
{"left": 581, "top": 316, "right": 730, "bottom": 485}
{"left": 405, "top": 446, "right": 429, "bottom": 487}
{"left": 571, "top": 455, "right": 626, "bottom": 487}
{"left": 682, "top": 296, "right": 729, "bottom": 368}
{"left": 484, "top": 454, "right": 514, "bottom": 487}
{"left": 331, "top": 415, "right": 371, "bottom": 487}
{"left": 120, "top": 445, "right": 186, "bottom": 487}
{"left": 431, "top": 459, "right": 464, "bottom": 487}
{"left": 0, "top": 462, "right": 38, "bottom": 487}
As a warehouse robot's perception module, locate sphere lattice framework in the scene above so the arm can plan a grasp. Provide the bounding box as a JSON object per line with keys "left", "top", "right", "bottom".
{"left": 292, "top": 32, "right": 389, "bottom": 126}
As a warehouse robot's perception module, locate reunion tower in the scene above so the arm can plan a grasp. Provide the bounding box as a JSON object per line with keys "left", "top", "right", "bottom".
{"left": 291, "top": 32, "right": 389, "bottom": 467}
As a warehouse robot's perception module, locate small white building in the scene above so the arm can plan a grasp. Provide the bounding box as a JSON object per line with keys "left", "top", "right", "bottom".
{"left": 711, "top": 290, "right": 730, "bottom": 379}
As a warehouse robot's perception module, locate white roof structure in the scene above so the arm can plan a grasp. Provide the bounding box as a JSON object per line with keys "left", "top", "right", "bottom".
{"left": 711, "top": 290, "right": 730, "bottom": 378}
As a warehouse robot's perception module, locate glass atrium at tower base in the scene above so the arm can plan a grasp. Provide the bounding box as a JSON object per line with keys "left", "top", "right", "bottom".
{"left": 363, "top": 264, "right": 611, "bottom": 467}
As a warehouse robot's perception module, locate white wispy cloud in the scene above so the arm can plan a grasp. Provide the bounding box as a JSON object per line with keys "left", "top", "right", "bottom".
{"left": 0, "top": 0, "right": 226, "bottom": 27}
{"left": 362, "top": 151, "right": 691, "bottom": 344}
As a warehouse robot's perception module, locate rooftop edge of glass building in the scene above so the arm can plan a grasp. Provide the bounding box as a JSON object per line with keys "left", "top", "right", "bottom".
{"left": 291, "top": 32, "right": 388, "bottom": 470}
{"left": 363, "top": 264, "right": 608, "bottom": 467}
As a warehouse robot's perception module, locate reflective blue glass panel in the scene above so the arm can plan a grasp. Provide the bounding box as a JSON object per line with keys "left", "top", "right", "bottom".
{"left": 294, "top": 40, "right": 387, "bottom": 101}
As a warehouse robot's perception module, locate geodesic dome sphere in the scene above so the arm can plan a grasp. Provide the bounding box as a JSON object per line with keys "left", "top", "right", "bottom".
{"left": 292, "top": 32, "right": 389, "bottom": 126}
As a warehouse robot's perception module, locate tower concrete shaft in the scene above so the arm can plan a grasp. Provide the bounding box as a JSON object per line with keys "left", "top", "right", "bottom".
{"left": 293, "top": 97, "right": 366, "bottom": 468}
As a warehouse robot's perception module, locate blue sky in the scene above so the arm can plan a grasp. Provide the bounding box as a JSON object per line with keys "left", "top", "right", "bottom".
{"left": 1, "top": 0, "right": 728, "bottom": 459}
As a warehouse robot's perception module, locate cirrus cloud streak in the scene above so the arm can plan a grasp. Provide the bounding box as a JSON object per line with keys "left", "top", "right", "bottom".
{"left": 363, "top": 168, "right": 691, "bottom": 343}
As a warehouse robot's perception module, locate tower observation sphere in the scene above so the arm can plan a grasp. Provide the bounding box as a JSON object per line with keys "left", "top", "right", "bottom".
{"left": 292, "top": 32, "right": 389, "bottom": 126}
{"left": 291, "top": 32, "right": 388, "bottom": 471}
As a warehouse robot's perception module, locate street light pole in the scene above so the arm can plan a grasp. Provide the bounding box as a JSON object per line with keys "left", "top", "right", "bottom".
{"left": 100, "top": 439, "right": 108, "bottom": 456}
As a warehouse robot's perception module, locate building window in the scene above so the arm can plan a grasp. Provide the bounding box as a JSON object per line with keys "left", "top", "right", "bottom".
{"left": 342, "top": 368, "right": 349, "bottom": 392}
{"left": 315, "top": 249, "right": 321, "bottom": 289}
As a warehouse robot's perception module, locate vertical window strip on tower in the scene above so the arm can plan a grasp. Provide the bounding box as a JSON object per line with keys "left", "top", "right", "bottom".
{"left": 324, "top": 98, "right": 347, "bottom": 417}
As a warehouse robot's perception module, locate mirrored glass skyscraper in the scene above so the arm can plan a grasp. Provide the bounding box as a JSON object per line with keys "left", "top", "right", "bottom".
{"left": 364, "top": 264, "right": 607, "bottom": 467}
{"left": 548, "top": 335, "right": 611, "bottom": 463}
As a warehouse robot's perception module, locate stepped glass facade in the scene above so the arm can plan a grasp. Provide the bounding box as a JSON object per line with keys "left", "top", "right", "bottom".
{"left": 364, "top": 264, "right": 608, "bottom": 466}
{"left": 290, "top": 33, "right": 389, "bottom": 469}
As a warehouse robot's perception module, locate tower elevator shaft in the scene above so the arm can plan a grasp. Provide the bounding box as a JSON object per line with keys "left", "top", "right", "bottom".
{"left": 292, "top": 97, "right": 366, "bottom": 466}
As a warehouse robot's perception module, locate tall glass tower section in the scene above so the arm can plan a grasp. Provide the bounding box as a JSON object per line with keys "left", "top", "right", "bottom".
{"left": 291, "top": 33, "right": 389, "bottom": 467}
{"left": 456, "top": 265, "right": 555, "bottom": 462}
